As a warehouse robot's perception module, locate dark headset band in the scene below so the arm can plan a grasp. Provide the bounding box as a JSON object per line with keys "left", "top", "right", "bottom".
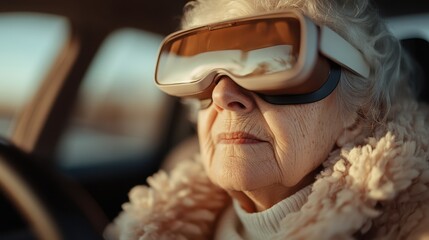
{"left": 259, "top": 61, "right": 341, "bottom": 105}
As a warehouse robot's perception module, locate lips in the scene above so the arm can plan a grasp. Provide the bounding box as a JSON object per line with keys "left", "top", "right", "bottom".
{"left": 216, "top": 132, "right": 264, "bottom": 144}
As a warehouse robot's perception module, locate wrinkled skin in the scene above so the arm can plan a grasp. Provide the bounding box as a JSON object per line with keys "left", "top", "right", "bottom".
{"left": 197, "top": 60, "right": 350, "bottom": 212}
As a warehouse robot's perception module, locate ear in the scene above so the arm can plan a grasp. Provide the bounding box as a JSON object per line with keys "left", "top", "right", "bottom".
{"left": 336, "top": 113, "right": 363, "bottom": 147}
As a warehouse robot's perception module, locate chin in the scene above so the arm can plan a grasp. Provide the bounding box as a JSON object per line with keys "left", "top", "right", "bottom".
{"left": 207, "top": 158, "right": 273, "bottom": 192}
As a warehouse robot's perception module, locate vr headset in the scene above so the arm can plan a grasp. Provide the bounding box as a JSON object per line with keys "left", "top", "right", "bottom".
{"left": 155, "top": 10, "right": 369, "bottom": 107}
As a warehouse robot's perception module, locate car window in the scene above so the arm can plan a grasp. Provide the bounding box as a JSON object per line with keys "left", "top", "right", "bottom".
{"left": 56, "top": 28, "right": 169, "bottom": 169}
{"left": 0, "top": 13, "right": 69, "bottom": 137}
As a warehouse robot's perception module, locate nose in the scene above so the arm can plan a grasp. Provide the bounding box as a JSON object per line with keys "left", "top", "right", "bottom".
{"left": 211, "top": 76, "right": 255, "bottom": 112}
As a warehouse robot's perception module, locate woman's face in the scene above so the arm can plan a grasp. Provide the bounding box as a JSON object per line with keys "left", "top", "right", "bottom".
{"left": 197, "top": 72, "right": 347, "bottom": 193}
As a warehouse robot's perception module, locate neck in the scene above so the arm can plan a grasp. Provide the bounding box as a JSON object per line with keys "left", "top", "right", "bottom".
{"left": 228, "top": 167, "right": 319, "bottom": 212}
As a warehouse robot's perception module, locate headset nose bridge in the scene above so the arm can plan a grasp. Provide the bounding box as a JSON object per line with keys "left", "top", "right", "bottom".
{"left": 212, "top": 70, "right": 236, "bottom": 85}
{"left": 211, "top": 73, "right": 255, "bottom": 112}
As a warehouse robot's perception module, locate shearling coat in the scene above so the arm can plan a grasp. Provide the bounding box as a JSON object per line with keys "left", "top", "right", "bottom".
{"left": 106, "top": 101, "right": 429, "bottom": 240}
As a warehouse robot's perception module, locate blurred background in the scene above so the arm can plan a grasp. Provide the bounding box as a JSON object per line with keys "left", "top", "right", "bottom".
{"left": 0, "top": 0, "right": 189, "bottom": 169}
{"left": 0, "top": 0, "right": 427, "bottom": 239}
{"left": 0, "top": 0, "right": 194, "bottom": 239}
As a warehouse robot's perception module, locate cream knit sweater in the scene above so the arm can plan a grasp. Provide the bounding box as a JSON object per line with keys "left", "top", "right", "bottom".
{"left": 106, "top": 101, "right": 429, "bottom": 240}
{"left": 215, "top": 186, "right": 312, "bottom": 239}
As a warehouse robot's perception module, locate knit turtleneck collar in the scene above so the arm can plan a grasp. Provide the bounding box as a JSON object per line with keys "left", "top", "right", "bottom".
{"left": 229, "top": 185, "right": 312, "bottom": 240}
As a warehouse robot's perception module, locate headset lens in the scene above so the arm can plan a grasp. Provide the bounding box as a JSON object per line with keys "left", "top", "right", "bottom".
{"left": 156, "top": 17, "right": 301, "bottom": 85}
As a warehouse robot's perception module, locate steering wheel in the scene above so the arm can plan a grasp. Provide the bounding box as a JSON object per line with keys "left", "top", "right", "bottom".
{"left": 0, "top": 138, "right": 108, "bottom": 240}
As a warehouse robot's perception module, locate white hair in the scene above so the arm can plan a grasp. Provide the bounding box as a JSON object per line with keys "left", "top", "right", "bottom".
{"left": 180, "top": 0, "right": 418, "bottom": 124}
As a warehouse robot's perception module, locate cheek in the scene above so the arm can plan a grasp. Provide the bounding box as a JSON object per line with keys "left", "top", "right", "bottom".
{"left": 198, "top": 107, "right": 231, "bottom": 184}
{"left": 266, "top": 97, "right": 343, "bottom": 186}
{"left": 263, "top": 110, "right": 307, "bottom": 185}
{"left": 197, "top": 109, "right": 216, "bottom": 165}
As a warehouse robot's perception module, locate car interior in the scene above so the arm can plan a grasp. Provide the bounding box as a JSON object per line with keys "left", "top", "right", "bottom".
{"left": 0, "top": 0, "right": 428, "bottom": 239}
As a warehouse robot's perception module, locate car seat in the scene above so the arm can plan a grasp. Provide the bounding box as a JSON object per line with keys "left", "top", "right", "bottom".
{"left": 387, "top": 14, "right": 429, "bottom": 103}
{"left": 401, "top": 38, "right": 429, "bottom": 103}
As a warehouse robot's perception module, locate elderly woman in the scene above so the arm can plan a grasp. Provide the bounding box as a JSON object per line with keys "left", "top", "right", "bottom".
{"left": 106, "top": 0, "right": 429, "bottom": 239}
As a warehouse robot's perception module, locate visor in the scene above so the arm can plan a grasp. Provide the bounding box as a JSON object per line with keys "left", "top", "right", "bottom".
{"left": 155, "top": 10, "right": 369, "bottom": 105}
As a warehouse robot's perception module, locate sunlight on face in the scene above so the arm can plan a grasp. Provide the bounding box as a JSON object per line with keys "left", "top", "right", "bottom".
{"left": 197, "top": 77, "right": 346, "bottom": 193}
